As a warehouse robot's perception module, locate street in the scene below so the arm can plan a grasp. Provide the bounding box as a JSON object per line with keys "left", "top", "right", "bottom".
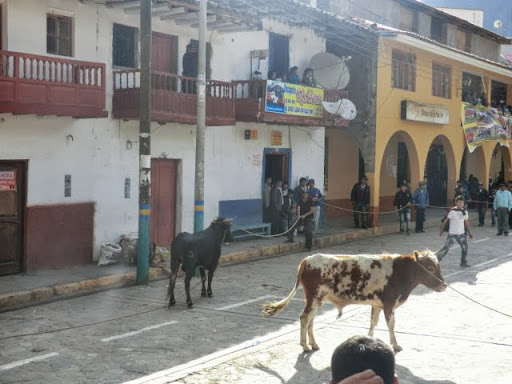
{"left": 1, "top": 225, "right": 512, "bottom": 384}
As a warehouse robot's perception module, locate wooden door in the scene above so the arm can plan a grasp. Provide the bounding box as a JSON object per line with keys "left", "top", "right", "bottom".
{"left": 151, "top": 159, "right": 178, "bottom": 247}
{"left": 0, "top": 161, "right": 26, "bottom": 275}
{"left": 151, "top": 32, "right": 177, "bottom": 73}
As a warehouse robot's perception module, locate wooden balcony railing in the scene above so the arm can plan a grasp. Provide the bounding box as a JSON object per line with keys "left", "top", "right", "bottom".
{"left": 0, "top": 50, "right": 107, "bottom": 117}
{"left": 112, "top": 70, "right": 235, "bottom": 126}
{"left": 233, "top": 79, "right": 349, "bottom": 127}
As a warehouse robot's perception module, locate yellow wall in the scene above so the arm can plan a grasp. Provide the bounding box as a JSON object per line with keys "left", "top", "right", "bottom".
{"left": 375, "top": 37, "right": 512, "bottom": 198}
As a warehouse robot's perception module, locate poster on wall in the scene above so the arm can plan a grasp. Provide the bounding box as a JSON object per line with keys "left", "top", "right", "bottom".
{"left": 0, "top": 170, "right": 16, "bottom": 191}
{"left": 461, "top": 102, "right": 510, "bottom": 153}
{"left": 264, "top": 80, "right": 324, "bottom": 118}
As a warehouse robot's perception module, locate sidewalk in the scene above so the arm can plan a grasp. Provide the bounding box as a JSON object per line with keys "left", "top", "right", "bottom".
{"left": 0, "top": 208, "right": 454, "bottom": 312}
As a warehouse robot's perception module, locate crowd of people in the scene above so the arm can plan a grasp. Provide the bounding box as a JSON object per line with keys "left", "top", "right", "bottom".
{"left": 262, "top": 176, "right": 323, "bottom": 251}
{"left": 266, "top": 66, "right": 318, "bottom": 87}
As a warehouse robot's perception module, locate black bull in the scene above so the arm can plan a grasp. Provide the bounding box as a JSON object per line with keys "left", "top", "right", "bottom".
{"left": 167, "top": 218, "right": 234, "bottom": 308}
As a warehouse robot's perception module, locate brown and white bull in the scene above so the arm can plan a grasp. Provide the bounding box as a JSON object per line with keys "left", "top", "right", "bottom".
{"left": 262, "top": 250, "right": 446, "bottom": 352}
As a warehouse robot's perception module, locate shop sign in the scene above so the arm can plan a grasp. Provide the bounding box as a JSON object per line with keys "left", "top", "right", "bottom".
{"left": 264, "top": 80, "right": 324, "bottom": 118}
{"left": 0, "top": 171, "right": 16, "bottom": 191}
{"left": 400, "top": 100, "right": 449, "bottom": 125}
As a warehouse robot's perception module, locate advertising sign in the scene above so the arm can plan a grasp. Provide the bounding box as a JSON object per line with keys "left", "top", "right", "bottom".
{"left": 400, "top": 100, "right": 449, "bottom": 125}
{"left": 264, "top": 80, "right": 324, "bottom": 118}
{"left": 0, "top": 171, "right": 16, "bottom": 191}
{"left": 461, "top": 103, "right": 510, "bottom": 153}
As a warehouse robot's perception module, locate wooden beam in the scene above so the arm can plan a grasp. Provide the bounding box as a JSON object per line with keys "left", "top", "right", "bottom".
{"left": 124, "top": 2, "right": 169, "bottom": 13}
{"left": 108, "top": 1, "right": 140, "bottom": 8}
{"left": 177, "top": 14, "right": 216, "bottom": 25}
{"left": 161, "top": 10, "right": 200, "bottom": 21}
{"left": 153, "top": 6, "right": 185, "bottom": 17}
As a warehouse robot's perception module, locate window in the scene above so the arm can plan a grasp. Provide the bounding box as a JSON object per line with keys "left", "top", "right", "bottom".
{"left": 113, "top": 24, "right": 138, "bottom": 68}
{"left": 391, "top": 50, "right": 416, "bottom": 91}
{"left": 432, "top": 63, "right": 451, "bottom": 99}
{"left": 430, "top": 16, "right": 446, "bottom": 44}
{"left": 47, "top": 14, "right": 72, "bottom": 56}
{"left": 464, "top": 31, "right": 472, "bottom": 53}
{"left": 399, "top": 7, "right": 418, "bottom": 33}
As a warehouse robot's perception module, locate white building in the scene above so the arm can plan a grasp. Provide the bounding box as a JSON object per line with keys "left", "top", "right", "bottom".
{"left": 0, "top": 0, "right": 341, "bottom": 273}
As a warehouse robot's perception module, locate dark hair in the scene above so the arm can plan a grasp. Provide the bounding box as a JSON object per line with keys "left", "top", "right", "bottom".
{"left": 331, "top": 336, "right": 395, "bottom": 384}
{"left": 300, "top": 177, "right": 307, "bottom": 183}
{"left": 455, "top": 195, "right": 465, "bottom": 202}
{"left": 290, "top": 66, "right": 298, "bottom": 72}
{"left": 303, "top": 67, "right": 313, "bottom": 75}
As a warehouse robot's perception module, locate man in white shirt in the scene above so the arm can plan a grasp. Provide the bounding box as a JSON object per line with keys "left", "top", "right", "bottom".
{"left": 437, "top": 195, "right": 473, "bottom": 267}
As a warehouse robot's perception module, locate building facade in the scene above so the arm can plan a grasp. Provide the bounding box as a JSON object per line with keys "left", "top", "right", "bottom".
{"left": 0, "top": 0, "right": 336, "bottom": 273}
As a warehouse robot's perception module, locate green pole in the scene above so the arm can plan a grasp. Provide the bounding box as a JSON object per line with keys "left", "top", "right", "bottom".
{"left": 137, "top": 0, "right": 151, "bottom": 284}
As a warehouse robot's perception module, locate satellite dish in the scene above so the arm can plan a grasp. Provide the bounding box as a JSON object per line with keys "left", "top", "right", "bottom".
{"left": 322, "top": 100, "right": 342, "bottom": 115}
{"left": 308, "top": 52, "right": 350, "bottom": 90}
{"left": 338, "top": 98, "right": 357, "bottom": 120}
{"left": 322, "top": 99, "right": 357, "bottom": 120}
{"left": 494, "top": 19, "right": 503, "bottom": 29}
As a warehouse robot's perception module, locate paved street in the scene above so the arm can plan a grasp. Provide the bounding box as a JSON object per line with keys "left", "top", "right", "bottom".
{"left": 1, "top": 224, "right": 511, "bottom": 384}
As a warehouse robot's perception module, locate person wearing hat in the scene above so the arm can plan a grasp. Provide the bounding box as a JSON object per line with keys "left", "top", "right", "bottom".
{"left": 393, "top": 183, "right": 412, "bottom": 235}
{"left": 493, "top": 182, "right": 512, "bottom": 236}
{"left": 307, "top": 178, "right": 323, "bottom": 233}
{"left": 474, "top": 181, "right": 488, "bottom": 227}
{"left": 412, "top": 181, "right": 429, "bottom": 233}
{"left": 351, "top": 176, "right": 370, "bottom": 229}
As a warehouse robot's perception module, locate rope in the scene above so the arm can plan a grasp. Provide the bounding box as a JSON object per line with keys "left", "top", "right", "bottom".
{"left": 416, "top": 259, "right": 512, "bottom": 319}
{"left": 232, "top": 217, "right": 300, "bottom": 238}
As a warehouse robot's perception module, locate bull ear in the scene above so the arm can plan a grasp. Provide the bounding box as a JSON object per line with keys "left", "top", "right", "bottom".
{"left": 413, "top": 250, "right": 420, "bottom": 260}
{"left": 223, "top": 218, "right": 233, "bottom": 225}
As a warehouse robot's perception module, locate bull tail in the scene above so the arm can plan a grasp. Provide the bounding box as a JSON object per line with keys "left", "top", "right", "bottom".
{"left": 262, "top": 257, "right": 307, "bottom": 317}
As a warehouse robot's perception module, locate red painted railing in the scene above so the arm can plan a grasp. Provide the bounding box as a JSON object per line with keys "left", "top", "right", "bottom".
{"left": 232, "top": 79, "right": 349, "bottom": 126}
{"left": 112, "top": 70, "right": 235, "bottom": 125}
{"left": 0, "top": 50, "right": 106, "bottom": 117}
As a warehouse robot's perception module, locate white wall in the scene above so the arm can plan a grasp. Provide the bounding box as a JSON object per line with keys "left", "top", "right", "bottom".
{"left": 1, "top": 0, "right": 327, "bottom": 259}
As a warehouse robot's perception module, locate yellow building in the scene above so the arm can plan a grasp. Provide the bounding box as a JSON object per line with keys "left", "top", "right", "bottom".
{"left": 325, "top": 13, "right": 512, "bottom": 227}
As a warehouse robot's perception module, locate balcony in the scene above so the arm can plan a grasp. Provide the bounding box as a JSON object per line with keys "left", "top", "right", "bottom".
{"left": 112, "top": 70, "right": 235, "bottom": 126}
{"left": 0, "top": 50, "right": 107, "bottom": 118}
{"left": 233, "top": 80, "right": 349, "bottom": 127}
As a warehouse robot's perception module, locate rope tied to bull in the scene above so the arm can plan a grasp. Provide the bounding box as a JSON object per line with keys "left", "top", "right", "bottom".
{"left": 416, "top": 259, "right": 512, "bottom": 319}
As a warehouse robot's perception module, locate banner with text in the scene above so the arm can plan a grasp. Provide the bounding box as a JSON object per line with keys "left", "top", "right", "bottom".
{"left": 264, "top": 80, "right": 324, "bottom": 118}
{"left": 461, "top": 103, "right": 510, "bottom": 153}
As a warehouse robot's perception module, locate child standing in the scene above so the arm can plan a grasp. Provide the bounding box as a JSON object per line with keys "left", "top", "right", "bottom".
{"left": 437, "top": 195, "right": 473, "bottom": 267}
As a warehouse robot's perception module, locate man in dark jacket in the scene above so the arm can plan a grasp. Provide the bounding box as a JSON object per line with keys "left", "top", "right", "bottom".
{"left": 270, "top": 179, "right": 283, "bottom": 235}
{"left": 351, "top": 176, "right": 370, "bottom": 229}
{"left": 474, "top": 181, "right": 488, "bottom": 226}
{"left": 393, "top": 183, "right": 412, "bottom": 235}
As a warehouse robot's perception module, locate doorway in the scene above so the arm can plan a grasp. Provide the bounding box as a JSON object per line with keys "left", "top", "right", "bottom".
{"left": 263, "top": 150, "right": 290, "bottom": 187}
{"left": 425, "top": 145, "right": 447, "bottom": 207}
{"left": 151, "top": 32, "right": 178, "bottom": 74}
{"left": 0, "top": 161, "right": 27, "bottom": 275}
{"left": 150, "top": 159, "right": 178, "bottom": 247}
{"left": 269, "top": 33, "right": 289, "bottom": 79}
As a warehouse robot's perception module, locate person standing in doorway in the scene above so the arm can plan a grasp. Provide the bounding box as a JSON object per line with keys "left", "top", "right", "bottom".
{"left": 475, "top": 181, "right": 488, "bottom": 227}
{"left": 307, "top": 178, "right": 323, "bottom": 233}
{"left": 270, "top": 179, "right": 284, "bottom": 235}
{"left": 438, "top": 195, "right": 473, "bottom": 267}
{"left": 262, "top": 176, "right": 272, "bottom": 223}
{"left": 393, "top": 183, "right": 412, "bottom": 235}
{"left": 351, "top": 176, "right": 370, "bottom": 229}
{"left": 412, "top": 181, "right": 429, "bottom": 233}
{"left": 493, "top": 182, "right": 512, "bottom": 236}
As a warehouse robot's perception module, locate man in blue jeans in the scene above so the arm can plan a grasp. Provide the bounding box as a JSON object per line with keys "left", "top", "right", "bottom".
{"left": 437, "top": 195, "right": 473, "bottom": 267}
{"left": 412, "top": 181, "right": 429, "bottom": 233}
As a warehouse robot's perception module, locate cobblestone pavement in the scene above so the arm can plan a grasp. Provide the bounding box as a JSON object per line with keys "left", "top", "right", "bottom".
{"left": 123, "top": 224, "right": 512, "bottom": 384}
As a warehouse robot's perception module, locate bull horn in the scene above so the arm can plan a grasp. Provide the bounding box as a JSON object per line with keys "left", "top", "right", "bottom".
{"left": 223, "top": 218, "right": 233, "bottom": 224}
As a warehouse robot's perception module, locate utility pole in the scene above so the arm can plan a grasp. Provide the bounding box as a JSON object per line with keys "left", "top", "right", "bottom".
{"left": 194, "top": 0, "right": 207, "bottom": 233}
{"left": 137, "top": 0, "right": 152, "bottom": 284}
